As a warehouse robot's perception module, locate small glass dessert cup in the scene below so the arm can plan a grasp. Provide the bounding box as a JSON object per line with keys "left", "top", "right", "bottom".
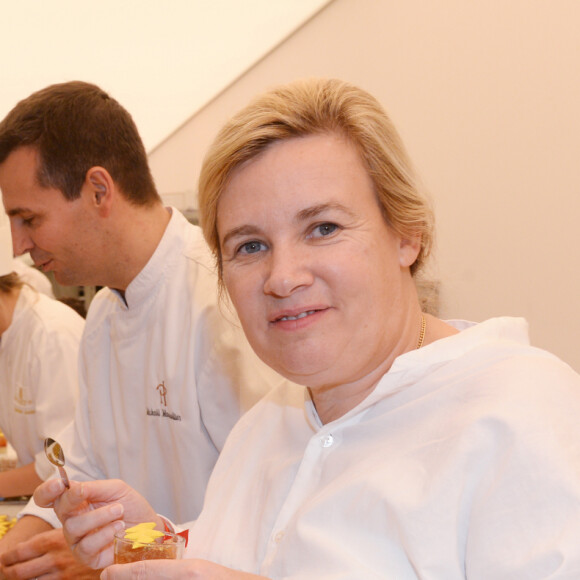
{"left": 113, "top": 529, "right": 185, "bottom": 564}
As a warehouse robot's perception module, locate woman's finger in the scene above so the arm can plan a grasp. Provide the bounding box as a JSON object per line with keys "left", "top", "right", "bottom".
{"left": 70, "top": 520, "right": 124, "bottom": 570}
{"left": 64, "top": 502, "right": 124, "bottom": 541}
{"left": 32, "top": 477, "right": 66, "bottom": 508}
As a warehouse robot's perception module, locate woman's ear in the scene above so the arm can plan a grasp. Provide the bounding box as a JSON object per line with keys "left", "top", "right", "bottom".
{"left": 85, "top": 167, "right": 115, "bottom": 213}
{"left": 398, "top": 234, "right": 422, "bottom": 268}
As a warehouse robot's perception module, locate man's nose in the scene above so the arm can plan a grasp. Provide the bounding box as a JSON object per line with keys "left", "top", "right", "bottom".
{"left": 11, "top": 224, "right": 34, "bottom": 256}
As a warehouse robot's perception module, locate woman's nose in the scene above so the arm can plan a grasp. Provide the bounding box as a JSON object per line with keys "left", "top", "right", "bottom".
{"left": 263, "top": 246, "right": 314, "bottom": 298}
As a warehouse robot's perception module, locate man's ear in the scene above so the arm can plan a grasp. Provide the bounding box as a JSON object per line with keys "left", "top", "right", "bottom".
{"left": 85, "top": 167, "right": 115, "bottom": 213}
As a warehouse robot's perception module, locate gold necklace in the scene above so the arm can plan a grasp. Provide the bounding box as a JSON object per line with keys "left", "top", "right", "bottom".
{"left": 417, "top": 314, "right": 426, "bottom": 349}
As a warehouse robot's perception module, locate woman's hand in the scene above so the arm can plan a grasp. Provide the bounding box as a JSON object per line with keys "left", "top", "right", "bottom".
{"left": 101, "top": 558, "right": 269, "bottom": 579}
{"left": 33, "top": 478, "right": 161, "bottom": 569}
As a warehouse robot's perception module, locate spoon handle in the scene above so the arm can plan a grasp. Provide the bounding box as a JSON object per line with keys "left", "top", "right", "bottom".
{"left": 58, "top": 466, "right": 70, "bottom": 489}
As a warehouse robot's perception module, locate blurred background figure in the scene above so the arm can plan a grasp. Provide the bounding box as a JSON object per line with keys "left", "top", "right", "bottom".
{"left": 12, "top": 256, "right": 55, "bottom": 299}
{"left": 0, "top": 209, "right": 84, "bottom": 499}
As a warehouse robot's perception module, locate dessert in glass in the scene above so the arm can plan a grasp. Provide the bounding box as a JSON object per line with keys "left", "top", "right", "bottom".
{"left": 113, "top": 523, "right": 185, "bottom": 563}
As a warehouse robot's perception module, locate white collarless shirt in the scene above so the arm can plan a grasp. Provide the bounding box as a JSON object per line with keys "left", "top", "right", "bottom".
{"left": 184, "top": 318, "right": 580, "bottom": 579}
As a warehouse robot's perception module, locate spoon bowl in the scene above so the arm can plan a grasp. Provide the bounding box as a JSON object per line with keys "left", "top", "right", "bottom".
{"left": 44, "top": 438, "right": 70, "bottom": 488}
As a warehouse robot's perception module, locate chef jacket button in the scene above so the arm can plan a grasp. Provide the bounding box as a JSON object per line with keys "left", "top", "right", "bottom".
{"left": 321, "top": 434, "right": 334, "bottom": 448}
{"left": 274, "top": 531, "right": 285, "bottom": 543}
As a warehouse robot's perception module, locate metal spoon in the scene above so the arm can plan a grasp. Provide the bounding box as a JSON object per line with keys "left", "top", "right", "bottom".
{"left": 44, "top": 438, "right": 70, "bottom": 489}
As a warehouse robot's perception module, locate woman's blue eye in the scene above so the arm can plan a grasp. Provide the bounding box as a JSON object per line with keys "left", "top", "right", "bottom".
{"left": 239, "top": 241, "right": 264, "bottom": 254}
{"left": 316, "top": 223, "right": 337, "bottom": 237}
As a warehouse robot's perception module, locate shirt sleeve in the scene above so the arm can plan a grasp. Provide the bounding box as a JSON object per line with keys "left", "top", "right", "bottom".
{"left": 465, "top": 359, "right": 580, "bottom": 578}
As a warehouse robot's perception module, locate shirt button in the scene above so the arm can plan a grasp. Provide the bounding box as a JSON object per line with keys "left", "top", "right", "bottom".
{"left": 321, "top": 434, "right": 334, "bottom": 447}
{"left": 274, "top": 531, "right": 285, "bottom": 543}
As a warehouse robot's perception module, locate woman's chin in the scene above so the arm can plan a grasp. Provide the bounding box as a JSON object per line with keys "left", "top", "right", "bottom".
{"left": 266, "top": 357, "right": 335, "bottom": 388}
{"left": 250, "top": 339, "right": 343, "bottom": 387}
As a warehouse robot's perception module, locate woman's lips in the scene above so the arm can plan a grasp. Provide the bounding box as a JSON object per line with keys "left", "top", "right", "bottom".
{"left": 275, "top": 309, "right": 318, "bottom": 322}
{"left": 269, "top": 307, "right": 328, "bottom": 328}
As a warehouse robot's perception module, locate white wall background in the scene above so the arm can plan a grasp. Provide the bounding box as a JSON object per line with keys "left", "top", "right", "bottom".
{"left": 0, "top": 0, "right": 331, "bottom": 151}
{"left": 149, "top": 0, "right": 580, "bottom": 371}
{"left": 2, "top": 0, "right": 578, "bottom": 371}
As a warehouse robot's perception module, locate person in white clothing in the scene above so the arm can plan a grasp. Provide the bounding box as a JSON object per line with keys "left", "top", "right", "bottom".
{"left": 0, "top": 81, "right": 282, "bottom": 579}
{"left": 34, "top": 79, "right": 580, "bottom": 579}
{"left": 0, "top": 213, "right": 83, "bottom": 500}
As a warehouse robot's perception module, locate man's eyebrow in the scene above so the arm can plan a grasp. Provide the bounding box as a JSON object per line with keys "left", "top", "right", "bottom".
{"left": 5, "top": 207, "right": 29, "bottom": 217}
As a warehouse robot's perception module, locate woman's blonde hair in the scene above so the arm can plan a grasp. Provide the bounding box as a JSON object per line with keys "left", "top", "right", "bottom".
{"left": 199, "top": 78, "right": 434, "bottom": 279}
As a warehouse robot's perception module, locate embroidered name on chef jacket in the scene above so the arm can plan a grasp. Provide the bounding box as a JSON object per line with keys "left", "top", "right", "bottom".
{"left": 14, "top": 385, "right": 35, "bottom": 415}
{"left": 146, "top": 381, "right": 182, "bottom": 421}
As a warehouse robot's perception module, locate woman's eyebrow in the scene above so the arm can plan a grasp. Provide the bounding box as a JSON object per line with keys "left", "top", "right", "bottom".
{"left": 221, "top": 225, "right": 262, "bottom": 248}
{"left": 296, "top": 201, "right": 356, "bottom": 222}
{"left": 221, "top": 202, "right": 356, "bottom": 247}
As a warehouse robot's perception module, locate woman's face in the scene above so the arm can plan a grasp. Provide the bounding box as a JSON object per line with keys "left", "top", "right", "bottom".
{"left": 217, "top": 133, "right": 420, "bottom": 390}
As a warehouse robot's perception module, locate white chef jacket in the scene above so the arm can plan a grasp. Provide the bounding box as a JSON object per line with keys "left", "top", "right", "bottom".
{"left": 183, "top": 318, "right": 580, "bottom": 579}
{"left": 0, "top": 286, "right": 83, "bottom": 480}
{"left": 21, "top": 208, "right": 284, "bottom": 524}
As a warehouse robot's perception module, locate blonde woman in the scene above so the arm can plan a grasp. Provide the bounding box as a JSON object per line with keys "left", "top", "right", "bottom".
{"left": 36, "top": 79, "right": 580, "bottom": 579}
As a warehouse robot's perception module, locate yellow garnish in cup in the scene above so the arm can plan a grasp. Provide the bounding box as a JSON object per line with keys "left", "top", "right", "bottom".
{"left": 123, "top": 522, "right": 165, "bottom": 549}
{"left": 0, "top": 515, "right": 17, "bottom": 539}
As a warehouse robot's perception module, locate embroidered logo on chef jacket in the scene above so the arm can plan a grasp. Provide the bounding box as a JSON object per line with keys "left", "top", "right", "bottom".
{"left": 146, "top": 381, "right": 182, "bottom": 421}
{"left": 157, "top": 381, "right": 168, "bottom": 406}
{"left": 14, "top": 385, "right": 35, "bottom": 415}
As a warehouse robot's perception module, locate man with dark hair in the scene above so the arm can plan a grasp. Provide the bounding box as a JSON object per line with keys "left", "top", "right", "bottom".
{"left": 0, "top": 81, "right": 158, "bottom": 206}
{"left": 0, "top": 82, "right": 281, "bottom": 579}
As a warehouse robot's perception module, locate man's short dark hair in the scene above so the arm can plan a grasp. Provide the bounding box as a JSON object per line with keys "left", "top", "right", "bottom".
{"left": 0, "top": 81, "right": 159, "bottom": 205}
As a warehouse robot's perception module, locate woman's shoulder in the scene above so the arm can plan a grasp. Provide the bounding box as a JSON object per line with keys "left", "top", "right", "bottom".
{"left": 224, "top": 381, "right": 308, "bottom": 443}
